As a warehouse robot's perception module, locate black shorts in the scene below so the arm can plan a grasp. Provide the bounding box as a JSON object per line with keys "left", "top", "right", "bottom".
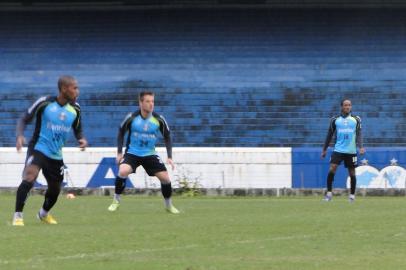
{"left": 330, "top": 151, "right": 358, "bottom": 168}
{"left": 25, "top": 149, "right": 65, "bottom": 183}
{"left": 121, "top": 153, "right": 167, "bottom": 176}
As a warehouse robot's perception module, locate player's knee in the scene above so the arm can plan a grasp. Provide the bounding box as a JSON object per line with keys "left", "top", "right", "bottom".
{"left": 156, "top": 172, "right": 170, "bottom": 183}
{"left": 329, "top": 165, "right": 338, "bottom": 174}
{"left": 23, "top": 168, "right": 39, "bottom": 182}
{"left": 24, "top": 175, "right": 36, "bottom": 182}
{"left": 159, "top": 179, "right": 170, "bottom": 184}
{"left": 118, "top": 167, "right": 131, "bottom": 178}
{"left": 328, "top": 168, "right": 336, "bottom": 174}
{"left": 349, "top": 170, "right": 356, "bottom": 178}
{"left": 118, "top": 172, "right": 129, "bottom": 179}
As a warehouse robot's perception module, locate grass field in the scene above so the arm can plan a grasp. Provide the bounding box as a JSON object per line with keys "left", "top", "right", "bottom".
{"left": 0, "top": 195, "right": 405, "bottom": 270}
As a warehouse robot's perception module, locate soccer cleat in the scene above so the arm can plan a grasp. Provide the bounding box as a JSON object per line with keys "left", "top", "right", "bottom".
{"left": 349, "top": 195, "right": 355, "bottom": 203}
{"left": 166, "top": 205, "right": 180, "bottom": 214}
{"left": 323, "top": 195, "right": 332, "bottom": 202}
{"left": 12, "top": 217, "right": 24, "bottom": 226}
{"left": 38, "top": 213, "right": 58, "bottom": 225}
{"left": 108, "top": 199, "right": 120, "bottom": 212}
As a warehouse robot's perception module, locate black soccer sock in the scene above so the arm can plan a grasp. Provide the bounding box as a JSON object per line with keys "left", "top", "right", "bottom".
{"left": 161, "top": 182, "right": 172, "bottom": 199}
{"left": 42, "top": 181, "right": 62, "bottom": 212}
{"left": 327, "top": 172, "right": 335, "bottom": 192}
{"left": 350, "top": 175, "right": 357, "bottom": 195}
{"left": 115, "top": 176, "right": 127, "bottom": 195}
{"left": 15, "top": 180, "right": 34, "bottom": 212}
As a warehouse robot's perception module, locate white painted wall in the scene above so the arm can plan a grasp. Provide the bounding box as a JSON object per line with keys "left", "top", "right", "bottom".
{"left": 0, "top": 147, "right": 292, "bottom": 188}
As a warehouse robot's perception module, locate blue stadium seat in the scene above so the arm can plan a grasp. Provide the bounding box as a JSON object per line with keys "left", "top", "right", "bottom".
{"left": 0, "top": 9, "right": 405, "bottom": 147}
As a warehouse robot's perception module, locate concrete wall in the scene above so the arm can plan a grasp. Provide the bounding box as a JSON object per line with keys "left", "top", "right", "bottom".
{"left": 0, "top": 147, "right": 292, "bottom": 188}
{"left": 2, "top": 147, "right": 405, "bottom": 189}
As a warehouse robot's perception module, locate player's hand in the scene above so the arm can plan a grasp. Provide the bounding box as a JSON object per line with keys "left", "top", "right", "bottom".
{"left": 321, "top": 150, "right": 327, "bottom": 159}
{"left": 78, "top": 138, "right": 88, "bottom": 151}
{"left": 116, "top": 153, "right": 123, "bottom": 164}
{"left": 167, "top": 158, "right": 175, "bottom": 171}
{"left": 359, "top": 147, "right": 366, "bottom": 155}
{"left": 16, "top": 135, "right": 25, "bottom": 152}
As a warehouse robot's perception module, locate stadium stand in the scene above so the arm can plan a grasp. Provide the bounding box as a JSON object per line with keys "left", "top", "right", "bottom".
{"left": 1, "top": 8, "right": 405, "bottom": 147}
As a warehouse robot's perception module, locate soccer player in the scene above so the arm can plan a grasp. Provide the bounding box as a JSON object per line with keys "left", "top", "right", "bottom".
{"left": 321, "top": 99, "right": 365, "bottom": 202}
{"left": 12, "top": 76, "right": 88, "bottom": 226}
{"left": 108, "top": 91, "right": 179, "bottom": 214}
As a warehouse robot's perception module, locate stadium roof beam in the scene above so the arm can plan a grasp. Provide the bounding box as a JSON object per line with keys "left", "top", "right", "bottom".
{"left": 2, "top": 0, "right": 406, "bottom": 10}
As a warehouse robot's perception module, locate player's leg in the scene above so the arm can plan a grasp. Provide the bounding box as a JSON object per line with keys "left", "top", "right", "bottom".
{"left": 143, "top": 155, "right": 179, "bottom": 213}
{"left": 108, "top": 157, "right": 135, "bottom": 211}
{"left": 37, "top": 160, "right": 64, "bottom": 224}
{"left": 13, "top": 152, "right": 41, "bottom": 226}
{"left": 347, "top": 167, "right": 357, "bottom": 202}
{"left": 345, "top": 154, "right": 358, "bottom": 202}
{"left": 154, "top": 171, "right": 179, "bottom": 214}
{"left": 327, "top": 164, "right": 339, "bottom": 192}
{"left": 144, "top": 155, "right": 179, "bottom": 214}
{"left": 324, "top": 152, "right": 341, "bottom": 201}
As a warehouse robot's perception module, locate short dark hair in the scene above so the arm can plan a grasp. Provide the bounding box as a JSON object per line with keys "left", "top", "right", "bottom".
{"left": 139, "top": 91, "right": 154, "bottom": 101}
{"left": 341, "top": 99, "right": 351, "bottom": 106}
{"left": 58, "top": 75, "right": 76, "bottom": 91}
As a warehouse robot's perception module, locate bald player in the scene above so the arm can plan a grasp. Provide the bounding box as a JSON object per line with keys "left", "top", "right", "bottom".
{"left": 12, "top": 76, "right": 88, "bottom": 226}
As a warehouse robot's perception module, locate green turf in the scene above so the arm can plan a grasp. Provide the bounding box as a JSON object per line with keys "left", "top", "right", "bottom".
{"left": 1, "top": 195, "right": 405, "bottom": 270}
